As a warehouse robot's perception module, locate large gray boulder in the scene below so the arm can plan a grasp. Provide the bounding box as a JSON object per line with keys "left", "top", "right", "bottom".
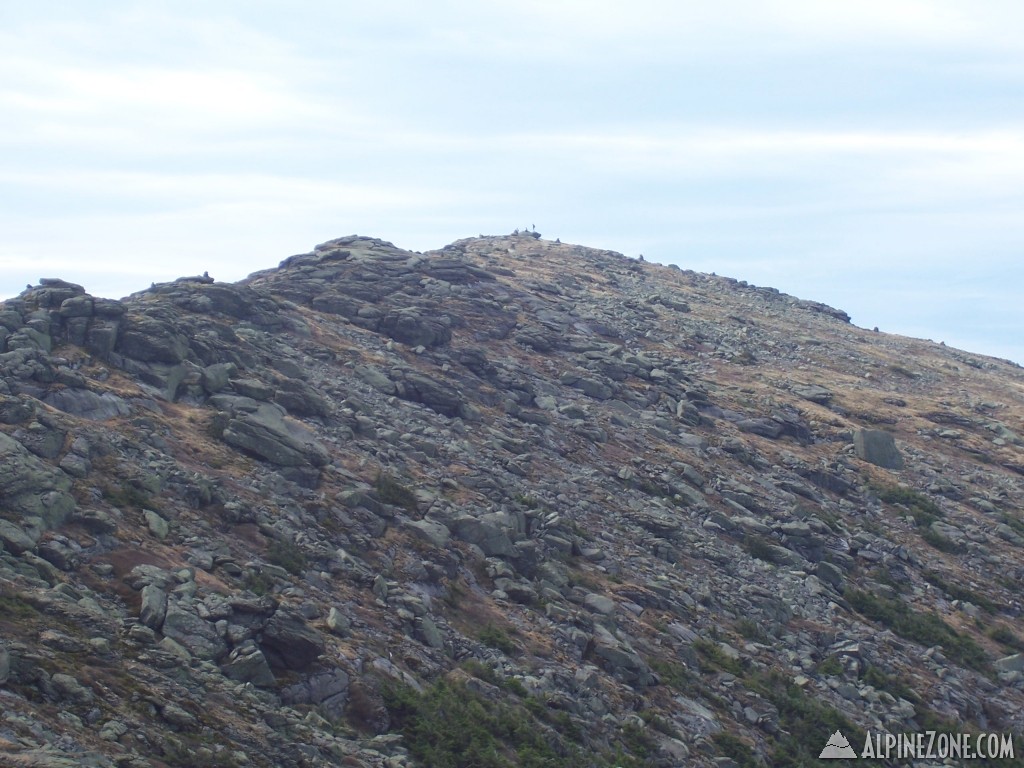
{"left": 396, "top": 372, "right": 466, "bottom": 417}
{"left": 587, "top": 625, "right": 654, "bottom": 687}
{"left": 450, "top": 515, "right": 516, "bottom": 556}
{"left": 281, "top": 669, "right": 350, "bottom": 721}
{"left": 854, "top": 429, "right": 904, "bottom": 469}
{"left": 42, "top": 389, "right": 130, "bottom": 420}
{"left": 161, "top": 605, "right": 227, "bottom": 661}
{"left": 139, "top": 584, "right": 168, "bottom": 630}
{"left": 117, "top": 312, "right": 190, "bottom": 363}
{"left": 0, "top": 432, "right": 75, "bottom": 528}
{"left": 259, "top": 607, "right": 325, "bottom": 671}
{"left": 221, "top": 643, "right": 276, "bottom": 687}
{"left": 221, "top": 403, "right": 329, "bottom": 468}
{"left": 379, "top": 309, "right": 451, "bottom": 348}
{"left": 0, "top": 518, "right": 39, "bottom": 554}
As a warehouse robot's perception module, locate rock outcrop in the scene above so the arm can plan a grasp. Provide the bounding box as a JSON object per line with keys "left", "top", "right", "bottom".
{"left": 1, "top": 231, "right": 1022, "bottom": 767}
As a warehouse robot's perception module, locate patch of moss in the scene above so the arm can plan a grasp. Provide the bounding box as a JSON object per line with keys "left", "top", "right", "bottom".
{"left": 242, "top": 569, "right": 275, "bottom": 596}
{"left": 101, "top": 480, "right": 154, "bottom": 511}
{"left": 860, "top": 664, "right": 919, "bottom": 703}
{"left": 742, "top": 534, "right": 785, "bottom": 565}
{"left": 920, "top": 526, "right": 964, "bottom": 553}
{"left": 648, "top": 658, "right": 700, "bottom": 695}
{"left": 735, "top": 618, "right": 768, "bottom": 642}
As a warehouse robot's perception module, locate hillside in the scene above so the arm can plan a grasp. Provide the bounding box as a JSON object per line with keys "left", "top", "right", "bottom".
{"left": 1, "top": 232, "right": 1023, "bottom": 767}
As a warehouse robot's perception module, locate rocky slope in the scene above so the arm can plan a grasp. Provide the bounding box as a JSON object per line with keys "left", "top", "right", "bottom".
{"left": 1, "top": 232, "right": 1023, "bottom": 767}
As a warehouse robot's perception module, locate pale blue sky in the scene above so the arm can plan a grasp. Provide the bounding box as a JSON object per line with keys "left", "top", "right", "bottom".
{"left": 2, "top": 1, "right": 1023, "bottom": 363}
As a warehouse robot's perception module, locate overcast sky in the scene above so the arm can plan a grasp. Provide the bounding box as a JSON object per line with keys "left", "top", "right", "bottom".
{"left": 2, "top": 1, "right": 1023, "bottom": 364}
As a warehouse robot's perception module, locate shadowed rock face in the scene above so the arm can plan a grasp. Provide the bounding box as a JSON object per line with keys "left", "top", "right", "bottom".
{"left": 1, "top": 232, "right": 1023, "bottom": 767}
{"left": 854, "top": 428, "right": 905, "bottom": 469}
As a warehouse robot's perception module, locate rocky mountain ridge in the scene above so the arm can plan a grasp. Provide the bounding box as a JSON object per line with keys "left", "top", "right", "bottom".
{"left": 1, "top": 232, "right": 1023, "bottom": 767}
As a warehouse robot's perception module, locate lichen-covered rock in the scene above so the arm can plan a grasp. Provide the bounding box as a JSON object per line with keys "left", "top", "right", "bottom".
{"left": 221, "top": 403, "right": 329, "bottom": 468}
{"left": 221, "top": 642, "right": 276, "bottom": 687}
{"left": 0, "top": 432, "right": 75, "bottom": 528}
{"left": 450, "top": 515, "right": 515, "bottom": 556}
{"left": 281, "top": 668, "right": 349, "bottom": 721}
{"left": 259, "top": 607, "right": 325, "bottom": 671}
{"left": 139, "top": 584, "right": 168, "bottom": 630}
{"left": 42, "top": 389, "right": 130, "bottom": 420}
{"left": 116, "top": 310, "right": 190, "bottom": 363}
{"left": 161, "top": 604, "right": 227, "bottom": 661}
{"left": 379, "top": 309, "right": 452, "bottom": 348}
{"left": 854, "top": 428, "right": 904, "bottom": 469}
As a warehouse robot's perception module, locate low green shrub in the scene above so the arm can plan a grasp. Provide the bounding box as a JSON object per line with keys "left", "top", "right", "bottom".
{"left": 265, "top": 538, "right": 307, "bottom": 575}
{"left": 747, "top": 670, "right": 865, "bottom": 765}
{"left": 922, "top": 570, "right": 997, "bottom": 613}
{"left": 375, "top": 472, "right": 418, "bottom": 511}
{"left": 478, "top": 623, "right": 517, "bottom": 655}
{"left": 846, "top": 590, "right": 989, "bottom": 673}
{"left": 382, "top": 678, "right": 633, "bottom": 767}
{"left": 871, "top": 483, "right": 942, "bottom": 525}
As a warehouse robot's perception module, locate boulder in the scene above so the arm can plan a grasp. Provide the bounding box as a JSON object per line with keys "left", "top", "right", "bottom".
{"left": 0, "top": 519, "right": 39, "bottom": 554}
{"left": 221, "top": 403, "right": 329, "bottom": 468}
{"left": 139, "top": 584, "right": 168, "bottom": 630}
{"left": 201, "top": 363, "right": 235, "bottom": 394}
{"left": 450, "top": 515, "right": 516, "bottom": 556}
{"left": 794, "top": 384, "right": 833, "bottom": 404}
{"left": 259, "top": 607, "right": 325, "bottom": 671}
{"left": 161, "top": 605, "right": 227, "bottom": 661}
{"left": 737, "top": 418, "right": 784, "bottom": 439}
{"left": 854, "top": 429, "right": 904, "bottom": 470}
{"left": 221, "top": 643, "right": 276, "bottom": 687}
{"left": 584, "top": 593, "right": 617, "bottom": 615}
{"left": 995, "top": 654, "right": 1024, "bottom": 674}
{"left": 42, "top": 389, "right": 130, "bottom": 420}
{"left": 117, "top": 312, "right": 190, "bottom": 363}
{"left": 587, "top": 625, "right": 654, "bottom": 687}
{"left": 281, "top": 668, "right": 350, "bottom": 721}
{"left": 404, "top": 519, "right": 451, "bottom": 548}
{"left": 355, "top": 365, "right": 397, "bottom": 395}
{"left": 379, "top": 309, "right": 452, "bottom": 348}
{"left": 274, "top": 377, "right": 330, "bottom": 417}
{"left": 0, "top": 395, "right": 35, "bottom": 424}
{"left": 397, "top": 372, "right": 466, "bottom": 417}
{"left": 0, "top": 432, "right": 75, "bottom": 528}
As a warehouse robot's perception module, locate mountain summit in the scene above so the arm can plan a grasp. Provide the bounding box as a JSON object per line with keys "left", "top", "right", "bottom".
{"left": 1, "top": 232, "right": 1022, "bottom": 766}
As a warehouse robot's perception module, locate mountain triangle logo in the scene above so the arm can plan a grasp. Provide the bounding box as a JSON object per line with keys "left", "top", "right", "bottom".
{"left": 819, "top": 730, "right": 858, "bottom": 759}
